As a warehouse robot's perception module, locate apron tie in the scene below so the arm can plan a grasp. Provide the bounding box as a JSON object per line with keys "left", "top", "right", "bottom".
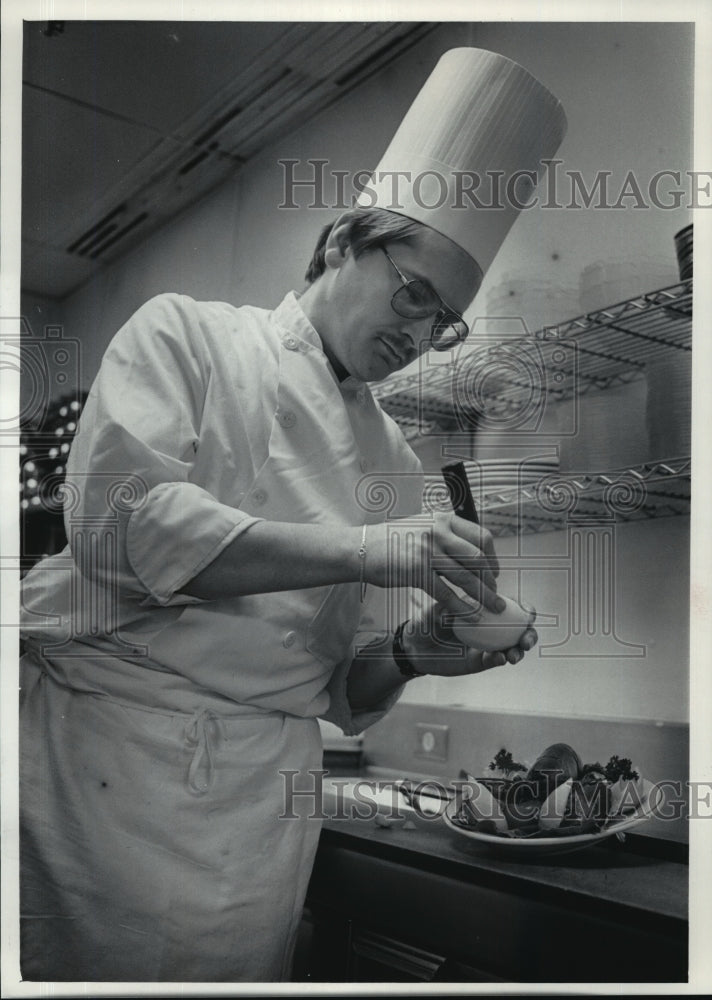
{"left": 184, "top": 709, "right": 216, "bottom": 794}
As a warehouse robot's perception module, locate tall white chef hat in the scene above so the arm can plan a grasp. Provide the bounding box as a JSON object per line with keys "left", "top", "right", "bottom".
{"left": 356, "top": 48, "right": 567, "bottom": 275}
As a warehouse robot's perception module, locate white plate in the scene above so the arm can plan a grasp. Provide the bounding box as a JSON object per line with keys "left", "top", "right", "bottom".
{"left": 442, "top": 779, "right": 660, "bottom": 858}
{"left": 476, "top": 474, "right": 551, "bottom": 483}
{"left": 473, "top": 464, "right": 559, "bottom": 471}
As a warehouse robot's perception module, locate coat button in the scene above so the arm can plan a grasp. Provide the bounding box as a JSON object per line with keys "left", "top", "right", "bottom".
{"left": 283, "top": 336, "right": 299, "bottom": 351}
{"left": 277, "top": 410, "right": 297, "bottom": 428}
{"left": 251, "top": 488, "right": 268, "bottom": 506}
{"left": 283, "top": 630, "right": 297, "bottom": 648}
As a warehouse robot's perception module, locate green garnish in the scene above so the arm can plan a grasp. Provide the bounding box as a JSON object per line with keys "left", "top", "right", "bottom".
{"left": 488, "top": 748, "right": 527, "bottom": 777}
{"left": 582, "top": 755, "right": 639, "bottom": 782}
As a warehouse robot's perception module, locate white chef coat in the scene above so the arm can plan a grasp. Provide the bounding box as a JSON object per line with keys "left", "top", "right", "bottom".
{"left": 19, "top": 290, "right": 424, "bottom": 982}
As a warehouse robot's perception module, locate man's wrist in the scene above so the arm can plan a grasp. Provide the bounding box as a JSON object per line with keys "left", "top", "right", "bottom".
{"left": 392, "top": 620, "right": 426, "bottom": 679}
{"left": 398, "top": 615, "right": 485, "bottom": 678}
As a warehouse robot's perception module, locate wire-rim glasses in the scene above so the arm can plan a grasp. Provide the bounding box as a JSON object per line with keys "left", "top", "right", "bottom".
{"left": 381, "top": 247, "right": 469, "bottom": 351}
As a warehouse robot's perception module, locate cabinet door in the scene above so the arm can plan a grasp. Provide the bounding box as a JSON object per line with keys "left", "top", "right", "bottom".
{"left": 307, "top": 841, "right": 687, "bottom": 982}
{"left": 345, "top": 927, "right": 506, "bottom": 983}
{"left": 347, "top": 927, "right": 445, "bottom": 982}
{"left": 291, "top": 904, "right": 350, "bottom": 982}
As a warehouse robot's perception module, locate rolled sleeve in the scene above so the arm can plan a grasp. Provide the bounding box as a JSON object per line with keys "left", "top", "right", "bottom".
{"left": 126, "top": 482, "right": 260, "bottom": 606}
{"left": 319, "top": 585, "right": 434, "bottom": 735}
{"left": 66, "top": 293, "right": 256, "bottom": 603}
{"left": 321, "top": 629, "right": 405, "bottom": 737}
{"left": 320, "top": 580, "right": 412, "bottom": 737}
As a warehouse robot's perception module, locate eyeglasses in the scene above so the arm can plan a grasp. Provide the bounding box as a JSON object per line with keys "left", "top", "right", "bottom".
{"left": 381, "top": 247, "right": 469, "bottom": 351}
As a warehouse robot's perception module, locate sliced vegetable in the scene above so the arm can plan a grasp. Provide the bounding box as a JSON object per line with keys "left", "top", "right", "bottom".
{"left": 608, "top": 773, "right": 646, "bottom": 816}
{"left": 458, "top": 778, "right": 509, "bottom": 833}
{"left": 538, "top": 778, "right": 573, "bottom": 830}
{"left": 565, "top": 776, "right": 610, "bottom": 827}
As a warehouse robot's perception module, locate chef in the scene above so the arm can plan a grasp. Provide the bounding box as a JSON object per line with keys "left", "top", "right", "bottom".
{"left": 19, "top": 49, "right": 566, "bottom": 982}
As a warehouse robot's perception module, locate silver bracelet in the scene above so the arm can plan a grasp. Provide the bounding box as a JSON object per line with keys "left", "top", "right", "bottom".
{"left": 358, "top": 523, "right": 368, "bottom": 603}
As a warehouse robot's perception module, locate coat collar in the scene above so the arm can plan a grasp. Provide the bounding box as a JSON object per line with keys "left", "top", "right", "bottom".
{"left": 272, "top": 290, "right": 367, "bottom": 392}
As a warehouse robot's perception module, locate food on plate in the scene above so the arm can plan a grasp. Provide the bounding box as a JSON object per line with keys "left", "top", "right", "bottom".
{"left": 538, "top": 779, "right": 574, "bottom": 831}
{"left": 500, "top": 783, "right": 541, "bottom": 831}
{"left": 487, "top": 747, "right": 528, "bottom": 780}
{"left": 582, "top": 754, "right": 639, "bottom": 783}
{"left": 608, "top": 773, "right": 646, "bottom": 816}
{"left": 459, "top": 778, "right": 509, "bottom": 834}
{"left": 527, "top": 742, "right": 582, "bottom": 796}
{"left": 453, "top": 744, "right": 650, "bottom": 839}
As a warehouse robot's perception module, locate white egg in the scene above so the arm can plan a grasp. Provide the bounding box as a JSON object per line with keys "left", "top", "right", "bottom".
{"left": 608, "top": 772, "right": 645, "bottom": 816}
{"left": 452, "top": 595, "right": 533, "bottom": 652}
{"left": 459, "top": 779, "right": 509, "bottom": 833}
{"left": 538, "top": 778, "right": 574, "bottom": 830}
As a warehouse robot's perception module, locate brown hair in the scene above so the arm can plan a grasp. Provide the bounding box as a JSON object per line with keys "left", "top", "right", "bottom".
{"left": 304, "top": 208, "right": 425, "bottom": 284}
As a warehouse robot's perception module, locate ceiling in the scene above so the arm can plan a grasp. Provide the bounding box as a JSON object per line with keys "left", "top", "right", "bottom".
{"left": 21, "top": 19, "right": 435, "bottom": 301}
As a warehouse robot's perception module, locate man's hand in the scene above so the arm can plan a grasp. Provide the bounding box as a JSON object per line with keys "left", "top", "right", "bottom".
{"left": 365, "top": 513, "right": 504, "bottom": 615}
{"left": 402, "top": 599, "right": 538, "bottom": 677}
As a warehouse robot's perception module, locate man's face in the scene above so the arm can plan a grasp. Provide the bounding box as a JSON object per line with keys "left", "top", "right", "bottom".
{"left": 316, "top": 224, "right": 483, "bottom": 383}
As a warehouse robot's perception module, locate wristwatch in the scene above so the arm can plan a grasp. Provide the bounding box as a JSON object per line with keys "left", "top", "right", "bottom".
{"left": 392, "top": 620, "right": 423, "bottom": 679}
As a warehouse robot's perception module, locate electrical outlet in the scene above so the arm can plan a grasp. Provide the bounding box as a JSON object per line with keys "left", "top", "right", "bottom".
{"left": 414, "top": 722, "right": 449, "bottom": 762}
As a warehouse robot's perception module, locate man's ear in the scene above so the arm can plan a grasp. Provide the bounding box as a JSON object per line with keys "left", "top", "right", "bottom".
{"left": 323, "top": 214, "right": 354, "bottom": 268}
{"left": 324, "top": 244, "right": 345, "bottom": 269}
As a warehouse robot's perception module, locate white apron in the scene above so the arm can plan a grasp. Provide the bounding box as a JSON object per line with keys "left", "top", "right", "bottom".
{"left": 19, "top": 294, "right": 423, "bottom": 982}
{"left": 20, "top": 648, "right": 322, "bottom": 982}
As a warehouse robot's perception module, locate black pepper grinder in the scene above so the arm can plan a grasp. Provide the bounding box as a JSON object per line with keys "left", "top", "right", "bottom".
{"left": 440, "top": 460, "right": 534, "bottom": 652}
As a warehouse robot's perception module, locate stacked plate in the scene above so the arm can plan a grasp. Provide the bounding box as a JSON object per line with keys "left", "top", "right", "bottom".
{"left": 469, "top": 456, "right": 559, "bottom": 496}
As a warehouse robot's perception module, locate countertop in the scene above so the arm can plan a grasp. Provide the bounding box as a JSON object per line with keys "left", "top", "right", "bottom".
{"left": 319, "top": 777, "right": 687, "bottom": 927}
{"left": 307, "top": 753, "right": 688, "bottom": 982}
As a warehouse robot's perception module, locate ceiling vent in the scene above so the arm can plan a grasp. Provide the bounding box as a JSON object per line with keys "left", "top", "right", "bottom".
{"left": 26, "top": 21, "right": 436, "bottom": 296}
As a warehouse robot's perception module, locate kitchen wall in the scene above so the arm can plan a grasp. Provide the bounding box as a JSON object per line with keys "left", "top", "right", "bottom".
{"left": 55, "top": 20, "right": 692, "bottom": 384}
{"left": 395, "top": 514, "right": 690, "bottom": 724}
{"left": 26, "top": 21, "right": 693, "bottom": 727}
{"left": 20, "top": 291, "right": 63, "bottom": 334}
{"left": 18, "top": 291, "right": 68, "bottom": 423}
{"left": 456, "top": 20, "right": 692, "bottom": 325}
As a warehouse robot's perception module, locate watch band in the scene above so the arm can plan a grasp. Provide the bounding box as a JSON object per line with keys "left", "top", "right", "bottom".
{"left": 392, "top": 619, "right": 423, "bottom": 679}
